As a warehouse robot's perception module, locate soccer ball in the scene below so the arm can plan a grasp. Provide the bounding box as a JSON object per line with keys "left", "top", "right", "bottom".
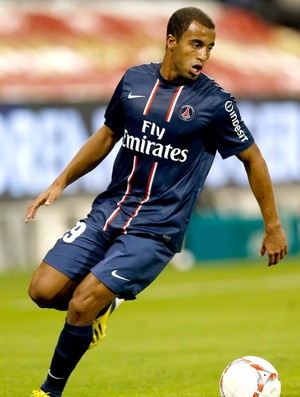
{"left": 219, "top": 356, "right": 281, "bottom": 397}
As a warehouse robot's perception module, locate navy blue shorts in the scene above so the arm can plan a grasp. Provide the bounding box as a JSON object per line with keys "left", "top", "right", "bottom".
{"left": 43, "top": 219, "right": 174, "bottom": 300}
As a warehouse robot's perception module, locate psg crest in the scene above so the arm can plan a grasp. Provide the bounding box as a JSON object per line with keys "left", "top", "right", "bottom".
{"left": 178, "top": 105, "right": 195, "bottom": 121}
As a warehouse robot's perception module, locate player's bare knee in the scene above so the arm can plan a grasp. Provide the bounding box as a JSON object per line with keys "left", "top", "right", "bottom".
{"left": 69, "top": 290, "right": 98, "bottom": 316}
{"left": 28, "top": 289, "right": 49, "bottom": 308}
{"left": 67, "top": 290, "right": 103, "bottom": 325}
{"left": 28, "top": 281, "right": 54, "bottom": 308}
{"left": 68, "top": 296, "right": 92, "bottom": 323}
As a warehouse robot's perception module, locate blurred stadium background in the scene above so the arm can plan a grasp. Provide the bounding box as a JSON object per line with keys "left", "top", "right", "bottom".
{"left": 1, "top": 0, "right": 300, "bottom": 271}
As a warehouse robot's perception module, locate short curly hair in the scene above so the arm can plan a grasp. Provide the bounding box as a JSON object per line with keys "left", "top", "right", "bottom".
{"left": 167, "top": 7, "right": 215, "bottom": 41}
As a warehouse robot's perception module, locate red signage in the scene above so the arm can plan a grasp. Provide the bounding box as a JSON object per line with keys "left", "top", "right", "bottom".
{"left": 1, "top": 5, "right": 299, "bottom": 102}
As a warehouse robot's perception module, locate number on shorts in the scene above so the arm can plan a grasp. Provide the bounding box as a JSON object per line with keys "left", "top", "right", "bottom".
{"left": 62, "top": 221, "right": 87, "bottom": 243}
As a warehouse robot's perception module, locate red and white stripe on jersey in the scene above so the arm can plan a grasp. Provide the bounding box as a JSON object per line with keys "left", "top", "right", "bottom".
{"left": 165, "top": 85, "right": 184, "bottom": 122}
{"left": 143, "top": 78, "right": 184, "bottom": 123}
{"left": 103, "top": 155, "right": 138, "bottom": 232}
{"left": 103, "top": 156, "right": 158, "bottom": 233}
{"left": 121, "top": 160, "right": 158, "bottom": 233}
{"left": 143, "top": 79, "right": 160, "bottom": 117}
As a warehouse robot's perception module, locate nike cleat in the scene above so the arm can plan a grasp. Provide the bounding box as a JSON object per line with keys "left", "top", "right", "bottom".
{"left": 31, "top": 389, "right": 52, "bottom": 397}
{"left": 89, "top": 298, "right": 123, "bottom": 350}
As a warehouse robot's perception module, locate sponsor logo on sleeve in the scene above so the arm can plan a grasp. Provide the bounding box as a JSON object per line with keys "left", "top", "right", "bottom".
{"left": 225, "top": 101, "right": 249, "bottom": 142}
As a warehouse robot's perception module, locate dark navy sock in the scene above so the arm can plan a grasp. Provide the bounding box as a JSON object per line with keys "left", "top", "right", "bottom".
{"left": 41, "top": 322, "right": 93, "bottom": 397}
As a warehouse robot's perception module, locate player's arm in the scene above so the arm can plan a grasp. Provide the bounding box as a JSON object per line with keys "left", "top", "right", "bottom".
{"left": 25, "top": 125, "right": 118, "bottom": 223}
{"left": 236, "top": 142, "right": 288, "bottom": 266}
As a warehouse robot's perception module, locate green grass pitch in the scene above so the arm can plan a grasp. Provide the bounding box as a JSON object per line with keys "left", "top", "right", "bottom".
{"left": 1, "top": 256, "right": 300, "bottom": 397}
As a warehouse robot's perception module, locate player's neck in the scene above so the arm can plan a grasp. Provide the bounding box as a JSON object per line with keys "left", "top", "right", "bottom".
{"left": 160, "top": 57, "right": 178, "bottom": 82}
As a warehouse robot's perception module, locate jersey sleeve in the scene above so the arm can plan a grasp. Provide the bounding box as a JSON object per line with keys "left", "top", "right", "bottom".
{"left": 211, "top": 97, "right": 254, "bottom": 159}
{"left": 104, "top": 77, "right": 125, "bottom": 138}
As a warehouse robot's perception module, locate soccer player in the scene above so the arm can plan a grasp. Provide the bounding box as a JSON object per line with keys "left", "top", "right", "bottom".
{"left": 25, "top": 7, "right": 288, "bottom": 397}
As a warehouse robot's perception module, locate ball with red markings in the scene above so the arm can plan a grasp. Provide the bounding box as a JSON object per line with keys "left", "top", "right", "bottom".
{"left": 219, "top": 356, "right": 281, "bottom": 397}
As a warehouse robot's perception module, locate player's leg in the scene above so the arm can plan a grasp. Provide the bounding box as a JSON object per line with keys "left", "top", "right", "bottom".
{"left": 35, "top": 273, "right": 117, "bottom": 397}
{"left": 30, "top": 221, "right": 118, "bottom": 397}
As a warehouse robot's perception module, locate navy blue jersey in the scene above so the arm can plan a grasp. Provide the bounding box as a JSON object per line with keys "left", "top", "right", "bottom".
{"left": 88, "top": 62, "right": 254, "bottom": 252}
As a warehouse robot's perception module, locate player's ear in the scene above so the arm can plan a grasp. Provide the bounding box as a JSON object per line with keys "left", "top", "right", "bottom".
{"left": 166, "top": 34, "right": 176, "bottom": 52}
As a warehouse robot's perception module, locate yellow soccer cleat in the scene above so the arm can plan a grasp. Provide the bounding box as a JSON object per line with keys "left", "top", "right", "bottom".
{"left": 31, "top": 389, "right": 51, "bottom": 397}
{"left": 89, "top": 298, "right": 123, "bottom": 350}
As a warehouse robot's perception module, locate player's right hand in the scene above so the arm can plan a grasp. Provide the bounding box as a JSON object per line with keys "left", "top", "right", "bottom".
{"left": 24, "top": 185, "right": 63, "bottom": 223}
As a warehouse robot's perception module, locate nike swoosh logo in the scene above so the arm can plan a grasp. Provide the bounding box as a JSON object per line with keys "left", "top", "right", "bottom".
{"left": 111, "top": 270, "right": 130, "bottom": 281}
{"left": 128, "top": 92, "right": 146, "bottom": 99}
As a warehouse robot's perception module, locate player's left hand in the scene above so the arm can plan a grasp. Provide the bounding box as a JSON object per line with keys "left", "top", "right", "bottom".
{"left": 259, "top": 224, "right": 288, "bottom": 266}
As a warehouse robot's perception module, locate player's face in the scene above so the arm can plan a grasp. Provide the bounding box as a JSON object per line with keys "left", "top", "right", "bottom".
{"left": 166, "top": 21, "right": 215, "bottom": 81}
